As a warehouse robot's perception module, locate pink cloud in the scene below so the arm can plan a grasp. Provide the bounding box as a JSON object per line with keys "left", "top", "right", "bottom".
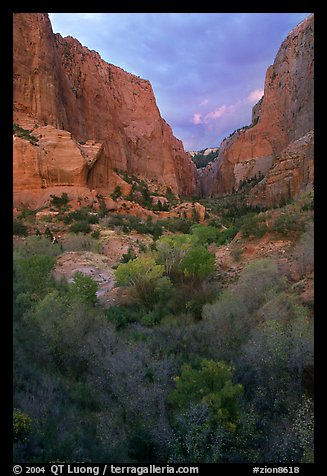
{"left": 192, "top": 113, "right": 203, "bottom": 125}
{"left": 204, "top": 104, "right": 235, "bottom": 122}
{"left": 200, "top": 98, "right": 209, "bottom": 106}
{"left": 247, "top": 88, "right": 264, "bottom": 103}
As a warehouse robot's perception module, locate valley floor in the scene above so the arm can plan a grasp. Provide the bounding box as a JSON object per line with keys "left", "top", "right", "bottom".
{"left": 13, "top": 187, "right": 314, "bottom": 463}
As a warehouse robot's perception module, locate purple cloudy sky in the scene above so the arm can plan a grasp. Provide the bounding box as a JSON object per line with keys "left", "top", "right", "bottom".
{"left": 49, "top": 12, "right": 309, "bottom": 151}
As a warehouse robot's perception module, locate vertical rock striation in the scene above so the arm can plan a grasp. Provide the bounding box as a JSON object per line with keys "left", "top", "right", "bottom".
{"left": 200, "top": 14, "right": 314, "bottom": 206}
{"left": 13, "top": 13, "right": 199, "bottom": 207}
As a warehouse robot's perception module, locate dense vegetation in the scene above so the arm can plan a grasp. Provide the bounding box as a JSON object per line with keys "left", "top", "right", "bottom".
{"left": 190, "top": 149, "right": 219, "bottom": 169}
{"left": 13, "top": 188, "right": 314, "bottom": 463}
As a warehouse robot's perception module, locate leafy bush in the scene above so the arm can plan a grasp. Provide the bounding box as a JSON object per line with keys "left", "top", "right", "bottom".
{"left": 91, "top": 229, "right": 100, "bottom": 239}
{"left": 14, "top": 254, "right": 56, "bottom": 298}
{"left": 69, "top": 272, "right": 98, "bottom": 306}
{"left": 106, "top": 305, "right": 138, "bottom": 329}
{"left": 190, "top": 224, "right": 218, "bottom": 245}
{"left": 111, "top": 185, "right": 123, "bottom": 201}
{"left": 158, "top": 218, "right": 193, "bottom": 234}
{"left": 216, "top": 226, "right": 238, "bottom": 245}
{"left": 121, "top": 246, "right": 137, "bottom": 263}
{"left": 115, "top": 256, "right": 171, "bottom": 309}
{"left": 13, "top": 409, "right": 33, "bottom": 443}
{"left": 181, "top": 246, "right": 216, "bottom": 283}
{"left": 69, "top": 220, "right": 91, "bottom": 234}
{"left": 168, "top": 360, "right": 243, "bottom": 431}
{"left": 49, "top": 192, "right": 70, "bottom": 208}
{"left": 13, "top": 219, "right": 28, "bottom": 236}
{"left": 13, "top": 235, "right": 61, "bottom": 258}
{"left": 271, "top": 211, "right": 306, "bottom": 237}
{"left": 64, "top": 207, "right": 98, "bottom": 224}
{"left": 240, "top": 214, "right": 267, "bottom": 238}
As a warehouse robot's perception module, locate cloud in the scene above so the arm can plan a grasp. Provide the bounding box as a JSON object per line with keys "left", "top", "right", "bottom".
{"left": 247, "top": 88, "right": 264, "bottom": 103}
{"left": 204, "top": 104, "right": 235, "bottom": 122}
{"left": 192, "top": 113, "right": 203, "bottom": 125}
{"left": 49, "top": 13, "right": 310, "bottom": 150}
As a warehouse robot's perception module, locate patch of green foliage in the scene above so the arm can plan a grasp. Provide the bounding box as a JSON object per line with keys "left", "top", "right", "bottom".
{"left": 168, "top": 360, "right": 243, "bottom": 431}
{"left": 49, "top": 193, "right": 70, "bottom": 209}
{"left": 13, "top": 123, "right": 39, "bottom": 145}
{"left": 69, "top": 220, "right": 91, "bottom": 234}
{"left": 110, "top": 185, "right": 123, "bottom": 201}
{"left": 191, "top": 150, "right": 219, "bottom": 169}
{"left": 13, "top": 220, "right": 28, "bottom": 236}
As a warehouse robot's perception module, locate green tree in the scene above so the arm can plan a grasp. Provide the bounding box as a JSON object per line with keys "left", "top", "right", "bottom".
{"left": 181, "top": 246, "right": 215, "bottom": 284}
{"left": 155, "top": 234, "right": 194, "bottom": 279}
{"left": 69, "top": 272, "right": 98, "bottom": 306}
{"left": 190, "top": 224, "right": 218, "bottom": 245}
{"left": 13, "top": 409, "right": 33, "bottom": 443}
{"left": 14, "top": 254, "right": 55, "bottom": 298}
{"left": 115, "top": 256, "right": 168, "bottom": 308}
{"left": 168, "top": 360, "right": 243, "bottom": 431}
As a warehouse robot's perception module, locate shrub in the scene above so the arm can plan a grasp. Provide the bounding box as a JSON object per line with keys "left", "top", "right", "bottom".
{"left": 97, "top": 198, "right": 109, "bottom": 218}
{"left": 13, "top": 235, "right": 61, "bottom": 258}
{"left": 216, "top": 226, "right": 238, "bottom": 245}
{"left": 69, "top": 272, "right": 98, "bottom": 306}
{"left": 236, "top": 259, "right": 285, "bottom": 312}
{"left": 49, "top": 192, "right": 70, "bottom": 208}
{"left": 168, "top": 360, "right": 243, "bottom": 431}
{"left": 62, "top": 233, "right": 101, "bottom": 253}
{"left": 13, "top": 409, "right": 33, "bottom": 443}
{"left": 121, "top": 246, "right": 137, "bottom": 263}
{"left": 64, "top": 207, "right": 98, "bottom": 224}
{"left": 13, "top": 219, "right": 28, "bottom": 236}
{"left": 106, "top": 305, "right": 138, "bottom": 329}
{"left": 190, "top": 224, "right": 218, "bottom": 245}
{"left": 14, "top": 254, "right": 56, "bottom": 297}
{"left": 13, "top": 123, "right": 39, "bottom": 145}
{"left": 91, "top": 229, "right": 100, "bottom": 239}
{"left": 69, "top": 220, "right": 91, "bottom": 234}
{"left": 111, "top": 185, "right": 123, "bottom": 201}
{"left": 115, "top": 256, "right": 168, "bottom": 308}
{"left": 240, "top": 214, "right": 267, "bottom": 238}
{"left": 271, "top": 212, "right": 306, "bottom": 237}
{"left": 158, "top": 218, "right": 193, "bottom": 234}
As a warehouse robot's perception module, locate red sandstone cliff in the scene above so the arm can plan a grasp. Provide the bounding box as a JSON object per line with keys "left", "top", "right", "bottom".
{"left": 13, "top": 13, "right": 198, "bottom": 207}
{"left": 200, "top": 14, "right": 314, "bottom": 206}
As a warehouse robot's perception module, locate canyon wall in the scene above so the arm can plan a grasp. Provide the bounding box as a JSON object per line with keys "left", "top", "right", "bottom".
{"left": 13, "top": 13, "right": 198, "bottom": 208}
{"left": 200, "top": 14, "right": 314, "bottom": 206}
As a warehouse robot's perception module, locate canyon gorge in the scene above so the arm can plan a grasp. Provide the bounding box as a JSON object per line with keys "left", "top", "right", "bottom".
{"left": 13, "top": 13, "right": 314, "bottom": 210}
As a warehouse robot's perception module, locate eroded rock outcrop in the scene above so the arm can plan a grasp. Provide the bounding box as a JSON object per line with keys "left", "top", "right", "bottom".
{"left": 13, "top": 13, "right": 199, "bottom": 207}
{"left": 249, "top": 130, "right": 314, "bottom": 207}
{"left": 200, "top": 14, "right": 314, "bottom": 205}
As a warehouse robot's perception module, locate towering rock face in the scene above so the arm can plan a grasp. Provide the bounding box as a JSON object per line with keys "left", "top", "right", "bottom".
{"left": 200, "top": 14, "right": 314, "bottom": 206}
{"left": 13, "top": 13, "right": 198, "bottom": 207}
